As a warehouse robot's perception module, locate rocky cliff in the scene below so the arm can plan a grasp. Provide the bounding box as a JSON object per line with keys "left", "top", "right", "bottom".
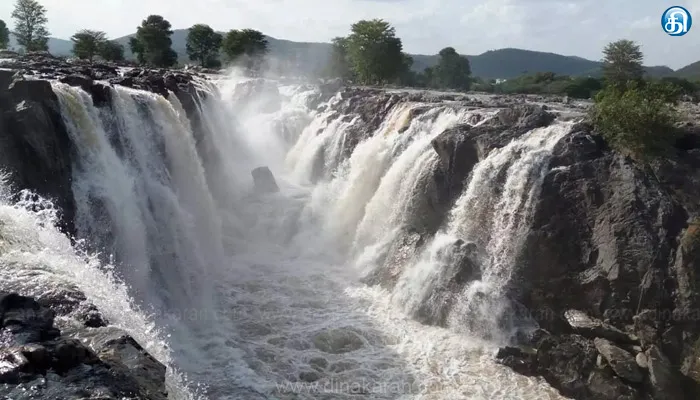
{"left": 0, "top": 53, "right": 212, "bottom": 399}
{"left": 313, "top": 87, "right": 700, "bottom": 399}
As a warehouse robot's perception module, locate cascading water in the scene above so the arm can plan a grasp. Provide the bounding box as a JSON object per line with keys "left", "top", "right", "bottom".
{"left": 389, "top": 122, "right": 573, "bottom": 341}
{"left": 1, "top": 71, "right": 573, "bottom": 400}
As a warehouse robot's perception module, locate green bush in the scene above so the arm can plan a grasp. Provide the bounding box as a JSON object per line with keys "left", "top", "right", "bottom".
{"left": 591, "top": 82, "right": 680, "bottom": 159}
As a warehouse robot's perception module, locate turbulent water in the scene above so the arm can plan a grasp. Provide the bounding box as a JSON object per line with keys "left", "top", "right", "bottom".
{"left": 0, "top": 73, "right": 575, "bottom": 399}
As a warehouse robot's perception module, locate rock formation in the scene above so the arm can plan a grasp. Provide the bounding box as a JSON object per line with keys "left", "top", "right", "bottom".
{"left": 0, "top": 292, "right": 167, "bottom": 399}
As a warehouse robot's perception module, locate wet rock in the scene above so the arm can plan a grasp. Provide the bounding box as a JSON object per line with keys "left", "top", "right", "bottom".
{"left": 586, "top": 368, "right": 640, "bottom": 400}
{"left": 0, "top": 78, "right": 76, "bottom": 234}
{"left": 646, "top": 345, "right": 684, "bottom": 400}
{"left": 94, "top": 335, "right": 167, "bottom": 399}
{"left": 251, "top": 166, "right": 280, "bottom": 193}
{"left": 495, "top": 346, "right": 537, "bottom": 376}
{"left": 299, "top": 370, "right": 322, "bottom": 382}
{"left": 51, "top": 338, "right": 95, "bottom": 373}
{"left": 518, "top": 126, "right": 686, "bottom": 333}
{"left": 593, "top": 338, "right": 644, "bottom": 383}
{"left": 414, "top": 239, "right": 482, "bottom": 326}
{"left": 1, "top": 293, "right": 58, "bottom": 344}
{"left": 313, "top": 329, "right": 365, "bottom": 354}
{"left": 309, "top": 357, "right": 329, "bottom": 371}
{"left": 565, "top": 310, "right": 638, "bottom": 344}
{"left": 59, "top": 73, "right": 93, "bottom": 92}
{"left": 0, "top": 347, "right": 29, "bottom": 384}
{"left": 0, "top": 292, "right": 168, "bottom": 399}
{"left": 535, "top": 334, "right": 597, "bottom": 398}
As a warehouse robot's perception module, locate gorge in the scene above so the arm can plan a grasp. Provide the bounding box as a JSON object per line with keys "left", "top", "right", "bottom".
{"left": 0, "top": 53, "right": 699, "bottom": 400}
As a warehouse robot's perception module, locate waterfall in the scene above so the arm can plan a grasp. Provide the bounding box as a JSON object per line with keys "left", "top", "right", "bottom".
{"left": 388, "top": 122, "right": 573, "bottom": 340}
{"left": 53, "top": 83, "right": 224, "bottom": 312}
{"left": 2, "top": 72, "right": 572, "bottom": 399}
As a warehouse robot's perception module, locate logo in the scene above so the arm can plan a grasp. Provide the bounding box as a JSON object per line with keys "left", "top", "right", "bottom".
{"left": 662, "top": 6, "right": 692, "bottom": 36}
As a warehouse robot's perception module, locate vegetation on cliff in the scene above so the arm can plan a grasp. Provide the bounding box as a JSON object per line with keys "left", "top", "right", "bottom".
{"left": 590, "top": 40, "right": 684, "bottom": 159}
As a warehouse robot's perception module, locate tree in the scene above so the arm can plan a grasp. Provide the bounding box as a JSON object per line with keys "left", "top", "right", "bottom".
{"left": 70, "top": 29, "right": 106, "bottom": 61}
{"left": 130, "top": 15, "right": 177, "bottom": 67}
{"left": 432, "top": 47, "right": 472, "bottom": 90}
{"left": 186, "top": 24, "right": 222, "bottom": 68}
{"left": 99, "top": 40, "right": 125, "bottom": 62}
{"left": 11, "top": 0, "right": 49, "bottom": 52}
{"left": 221, "top": 28, "right": 268, "bottom": 71}
{"left": 0, "top": 20, "right": 9, "bottom": 49}
{"left": 345, "top": 19, "right": 405, "bottom": 85}
{"left": 591, "top": 82, "right": 679, "bottom": 159}
{"left": 325, "top": 36, "right": 352, "bottom": 79}
{"left": 602, "top": 39, "right": 644, "bottom": 87}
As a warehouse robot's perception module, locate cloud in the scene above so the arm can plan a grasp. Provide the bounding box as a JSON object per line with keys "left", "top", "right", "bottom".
{"left": 0, "top": 0, "right": 698, "bottom": 68}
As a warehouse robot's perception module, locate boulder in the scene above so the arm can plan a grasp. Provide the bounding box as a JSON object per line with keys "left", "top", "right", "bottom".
{"left": 0, "top": 291, "right": 168, "bottom": 399}
{"left": 251, "top": 166, "right": 280, "bottom": 193}
{"left": 535, "top": 334, "right": 598, "bottom": 398}
{"left": 593, "top": 338, "right": 644, "bottom": 383}
{"left": 646, "top": 345, "right": 684, "bottom": 400}
{"left": 565, "top": 310, "right": 638, "bottom": 344}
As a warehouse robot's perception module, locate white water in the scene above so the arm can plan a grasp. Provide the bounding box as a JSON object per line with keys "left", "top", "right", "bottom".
{"left": 0, "top": 75, "right": 572, "bottom": 399}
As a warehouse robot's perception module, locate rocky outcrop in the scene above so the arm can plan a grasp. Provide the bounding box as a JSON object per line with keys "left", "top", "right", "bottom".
{"left": 0, "top": 292, "right": 167, "bottom": 399}
{"left": 489, "top": 119, "right": 700, "bottom": 399}
{"left": 431, "top": 104, "right": 556, "bottom": 212}
{"left": 0, "top": 72, "right": 76, "bottom": 234}
{"left": 251, "top": 166, "right": 280, "bottom": 193}
{"left": 0, "top": 53, "right": 213, "bottom": 235}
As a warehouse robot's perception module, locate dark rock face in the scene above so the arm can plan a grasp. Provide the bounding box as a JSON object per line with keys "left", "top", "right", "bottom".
{"left": 431, "top": 104, "right": 556, "bottom": 218}
{"left": 251, "top": 166, "right": 280, "bottom": 193}
{"left": 491, "top": 120, "right": 700, "bottom": 399}
{"left": 0, "top": 76, "right": 76, "bottom": 234}
{"left": 0, "top": 292, "right": 167, "bottom": 399}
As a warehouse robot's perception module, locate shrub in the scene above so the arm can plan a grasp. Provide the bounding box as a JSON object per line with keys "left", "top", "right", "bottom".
{"left": 591, "top": 82, "right": 680, "bottom": 159}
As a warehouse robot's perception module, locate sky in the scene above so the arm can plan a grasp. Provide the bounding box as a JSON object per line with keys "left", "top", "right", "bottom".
{"left": 1, "top": 0, "right": 699, "bottom": 69}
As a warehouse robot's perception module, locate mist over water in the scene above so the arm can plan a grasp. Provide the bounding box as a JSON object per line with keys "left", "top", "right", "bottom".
{"left": 1, "top": 71, "right": 572, "bottom": 399}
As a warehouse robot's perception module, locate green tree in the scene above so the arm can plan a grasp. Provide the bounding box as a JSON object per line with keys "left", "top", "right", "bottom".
{"left": 326, "top": 36, "right": 352, "bottom": 79}
{"left": 345, "top": 19, "right": 405, "bottom": 85}
{"left": 186, "top": 24, "right": 222, "bottom": 67}
{"left": 591, "top": 82, "right": 679, "bottom": 159}
{"left": 130, "top": 15, "right": 177, "bottom": 67}
{"left": 0, "top": 20, "right": 9, "bottom": 49}
{"left": 602, "top": 39, "right": 644, "bottom": 87}
{"left": 11, "top": 0, "right": 49, "bottom": 52}
{"left": 99, "top": 40, "right": 125, "bottom": 62}
{"left": 70, "top": 29, "right": 106, "bottom": 61}
{"left": 221, "top": 29, "right": 268, "bottom": 71}
{"left": 432, "top": 47, "right": 472, "bottom": 90}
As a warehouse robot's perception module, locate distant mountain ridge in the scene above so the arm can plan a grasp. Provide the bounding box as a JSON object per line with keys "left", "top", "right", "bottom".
{"left": 8, "top": 30, "right": 696, "bottom": 80}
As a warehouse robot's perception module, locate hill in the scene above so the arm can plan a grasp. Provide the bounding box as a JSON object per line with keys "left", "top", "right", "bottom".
{"left": 675, "top": 60, "right": 700, "bottom": 79}
{"left": 9, "top": 30, "right": 688, "bottom": 80}
{"left": 412, "top": 48, "right": 674, "bottom": 79}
